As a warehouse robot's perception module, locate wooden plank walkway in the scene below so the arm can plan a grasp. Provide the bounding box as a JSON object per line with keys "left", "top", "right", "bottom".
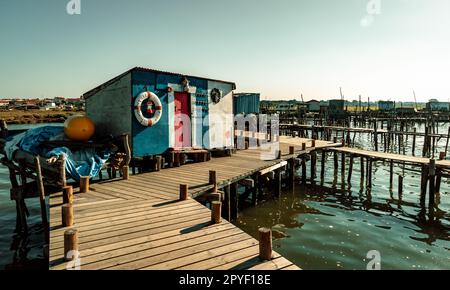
{"left": 330, "top": 146, "right": 450, "bottom": 168}
{"left": 49, "top": 138, "right": 336, "bottom": 270}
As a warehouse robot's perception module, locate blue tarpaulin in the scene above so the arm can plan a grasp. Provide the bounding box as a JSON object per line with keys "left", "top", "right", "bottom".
{"left": 5, "top": 126, "right": 110, "bottom": 181}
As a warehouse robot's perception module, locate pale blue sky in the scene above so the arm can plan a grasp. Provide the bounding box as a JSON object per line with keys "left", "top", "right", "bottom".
{"left": 1, "top": 0, "right": 449, "bottom": 101}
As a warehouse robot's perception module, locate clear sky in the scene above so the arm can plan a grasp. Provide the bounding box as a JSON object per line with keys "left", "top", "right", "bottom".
{"left": 1, "top": 0, "right": 449, "bottom": 102}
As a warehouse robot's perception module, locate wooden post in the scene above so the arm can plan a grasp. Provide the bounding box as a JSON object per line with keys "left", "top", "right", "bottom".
{"left": 274, "top": 170, "right": 282, "bottom": 197}
{"left": 302, "top": 143, "right": 306, "bottom": 151}
{"left": 347, "top": 155, "right": 354, "bottom": 184}
{"left": 252, "top": 173, "right": 259, "bottom": 206}
{"left": 320, "top": 150, "right": 326, "bottom": 183}
{"left": 310, "top": 151, "right": 317, "bottom": 181}
{"left": 412, "top": 128, "right": 416, "bottom": 156}
{"left": 429, "top": 159, "right": 436, "bottom": 209}
{"left": 389, "top": 160, "right": 394, "bottom": 190}
{"left": 34, "top": 156, "right": 48, "bottom": 242}
{"left": 223, "top": 184, "right": 231, "bottom": 220}
{"left": 230, "top": 183, "right": 238, "bottom": 221}
{"left": 79, "top": 176, "right": 89, "bottom": 193}
{"left": 62, "top": 204, "right": 74, "bottom": 227}
{"left": 209, "top": 170, "right": 218, "bottom": 193}
{"left": 420, "top": 165, "right": 428, "bottom": 207}
{"left": 179, "top": 184, "right": 188, "bottom": 201}
{"left": 360, "top": 156, "right": 365, "bottom": 185}
{"left": 301, "top": 156, "right": 307, "bottom": 184}
{"left": 398, "top": 175, "right": 403, "bottom": 196}
{"left": 341, "top": 152, "right": 345, "bottom": 184}
{"left": 333, "top": 151, "right": 338, "bottom": 176}
{"left": 62, "top": 186, "right": 74, "bottom": 205}
{"left": 59, "top": 155, "right": 67, "bottom": 187}
{"left": 289, "top": 146, "right": 295, "bottom": 155}
{"left": 64, "top": 229, "right": 78, "bottom": 262}
{"left": 211, "top": 201, "right": 222, "bottom": 224}
{"left": 122, "top": 165, "right": 129, "bottom": 180}
{"left": 258, "top": 228, "right": 272, "bottom": 260}
{"left": 368, "top": 158, "right": 373, "bottom": 189}
{"left": 312, "top": 139, "right": 316, "bottom": 147}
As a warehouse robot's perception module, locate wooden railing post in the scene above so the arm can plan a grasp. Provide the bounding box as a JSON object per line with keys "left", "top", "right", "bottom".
{"left": 122, "top": 166, "right": 129, "bottom": 180}
{"left": 179, "top": 184, "right": 188, "bottom": 201}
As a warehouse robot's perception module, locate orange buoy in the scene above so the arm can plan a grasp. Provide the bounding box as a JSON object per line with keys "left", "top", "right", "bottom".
{"left": 64, "top": 115, "right": 95, "bottom": 142}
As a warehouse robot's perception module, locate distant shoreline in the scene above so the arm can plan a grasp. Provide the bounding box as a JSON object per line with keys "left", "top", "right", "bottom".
{"left": 0, "top": 109, "right": 83, "bottom": 125}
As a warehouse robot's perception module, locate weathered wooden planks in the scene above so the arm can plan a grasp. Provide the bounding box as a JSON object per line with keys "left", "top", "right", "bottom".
{"left": 49, "top": 142, "right": 304, "bottom": 270}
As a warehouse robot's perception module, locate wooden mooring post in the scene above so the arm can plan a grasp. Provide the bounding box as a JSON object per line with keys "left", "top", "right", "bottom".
{"left": 62, "top": 204, "right": 74, "bottom": 227}
{"left": 258, "top": 228, "right": 272, "bottom": 261}
{"left": 179, "top": 184, "right": 188, "bottom": 201}
{"left": 63, "top": 186, "right": 74, "bottom": 204}
{"left": 209, "top": 170, "right": 218, "bottom": 193}
{"left": 64, "top": 228, "right": 78, "bottom": 262}
{"left": 80, "top": 176, "right": 90, "bottom": 193}
{"left": 211, "top": 201, "right": 222, "bottom": 224}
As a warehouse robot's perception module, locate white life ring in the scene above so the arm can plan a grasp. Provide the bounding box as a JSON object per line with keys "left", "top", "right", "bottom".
{"left": 134, "top": 91, "right": 162, "bottom": 127}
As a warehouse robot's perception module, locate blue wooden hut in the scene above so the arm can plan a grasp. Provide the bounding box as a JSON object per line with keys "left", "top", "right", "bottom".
{"left": 83, "top": 67, "right": 236, "bottom": 158}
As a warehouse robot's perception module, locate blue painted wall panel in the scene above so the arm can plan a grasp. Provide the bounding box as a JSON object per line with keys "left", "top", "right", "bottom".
{"left": 131, "top": 71, "right": 212, "bottom": 157}
{"left": 233, "top": 93, "right": 260, "bottom": 115}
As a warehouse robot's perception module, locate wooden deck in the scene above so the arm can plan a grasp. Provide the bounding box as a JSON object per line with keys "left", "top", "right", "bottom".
{"left": 49, "top": 138, "right": 337, "bottom": 270}
{"left": 330, "top": 146, "right": 450, "bottom": 168}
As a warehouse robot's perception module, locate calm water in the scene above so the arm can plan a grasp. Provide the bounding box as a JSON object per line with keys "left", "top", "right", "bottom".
{"left": 236, "top": 123, "right": 450, "bottom": 270}
{"left": 0, "top": 123, "right": 61, "bottom": 270}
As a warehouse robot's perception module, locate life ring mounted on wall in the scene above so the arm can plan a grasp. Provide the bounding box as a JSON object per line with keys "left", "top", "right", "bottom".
{"left": 134, "top": 91, "right": 162, "bottom": 127}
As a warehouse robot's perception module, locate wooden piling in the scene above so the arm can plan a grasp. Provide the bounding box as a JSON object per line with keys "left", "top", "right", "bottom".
{"left": 62, "top": 204, "right": 74, "bottom": 227}
{"left": 311, "top": 152, "right": 317, "bottom": 181}
{"left": 223, "top": 184, "right": 231, "bottom": 220}
{"left": 179, "top": 184, "right": 189, "bottom": 201}
{"left": 398, "top": 175, "right": 403, "bottom": 196}
{"left": 230, "top": 183, "right": 238, "bottom": 220}
{"left": 209, "top": 170, "right": 218, "bottom": 193}
{"left": 360, "top": 156, "right": 365, "bottom": 184}
{"left": 389, "top": 160, "right": 394, "bottom": 190}
{"left": 258, "top": 228, "right": 272, "bottom": 261}
{"left": 428, "top": 159, "right": 436, "bottom": 209}
{"left": 274, "top": 170, "right": 282, "bottom": 197}
{"left": 64, "top": 229, "right": 78, "bottom": 262}
{"left": 211, "top": 201, "right": 222, "bottom": 224}
{"left": 79, "top": 176, "right": 90, "bottom": 193}
{"left": 412, "top": 128, "right": 416, "bottom": 156}
{"left": 320, "top": 150, "right": 326, "bottom": 183}
{"left": 347, "top": 155, "right": 354, "bottom": 184}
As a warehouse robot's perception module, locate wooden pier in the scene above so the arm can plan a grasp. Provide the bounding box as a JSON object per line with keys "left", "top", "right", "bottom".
{"left": 49, "top": 138, "right": 339, "bottom": 270}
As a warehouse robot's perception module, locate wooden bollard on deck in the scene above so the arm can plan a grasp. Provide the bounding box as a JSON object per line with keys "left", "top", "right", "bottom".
{"left": 79, "top": 176, "right": 90, "bottom": 193}
{"left": 211, "top": 201, "right": 222, "bottom": 224}
{"left": 209, "top": 170, "right": 218, "bottom": 193}
{"left": 302, "top": 143, "right": 306, "bottom": 151}
{"left": 122, "top": 166, "right": 129, "bottom": 180}
{"left": 180, "top": 184, "right": 189, "bottom": 201}
{"left": 312, "top": 139, "right": 316, "bottom": 148}
{"left": 62, "top": 186, "right": 73, "bottom": 204}
{"left": 289, "top": 146, "right": 295, "bottom": 155}
{"left": 258, "top": 228, "right": 272, "bottom": 260}
{"left": 64, "top": 229, "right": 79, "bottom": 261}
{"left": 62, "top": 203, "right": 74, "bottom": 227}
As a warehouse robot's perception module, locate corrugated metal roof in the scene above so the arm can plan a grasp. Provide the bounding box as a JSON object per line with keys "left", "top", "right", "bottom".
{"left": 83, "top": 67, "right": 236, "bottom": 99}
